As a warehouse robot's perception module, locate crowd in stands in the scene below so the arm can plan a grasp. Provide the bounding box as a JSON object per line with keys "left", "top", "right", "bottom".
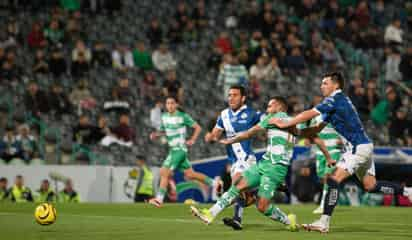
{"left": 0, "top": 0, "right": 412, "bottom": 166}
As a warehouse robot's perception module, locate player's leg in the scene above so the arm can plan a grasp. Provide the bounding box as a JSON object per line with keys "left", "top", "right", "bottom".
{"left": 191, "top": 165, "right": 260, "bottom": 225}
{"left": 183, "top": 168, "right": 214, "bottom": 186}
{"left": 313, "top": 155, "right": 327, "bottom": 214}
{"left": 149, "top": 167, "right": 172, "bottom": 207}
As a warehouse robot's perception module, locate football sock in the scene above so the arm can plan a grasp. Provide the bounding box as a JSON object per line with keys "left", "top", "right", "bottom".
{"left": 156, "top": 187, "right": 167, "bottom": 202}
{"left": 233, "top": 197, "right": 245, "bottom": 223}
{"left": 319, "top": 184, "right": 328, "bottom": 208}
{"left": 323, "top": 177, "right": 340, "bottom": 216}
{"left": 263, "top": 204, "right": 290, "bottom": 225}
{"left": 210, "top": 186, "right": 239, "bottom": 217}
{"left": 371, "top": 181, "right": 404, "bottom": 195}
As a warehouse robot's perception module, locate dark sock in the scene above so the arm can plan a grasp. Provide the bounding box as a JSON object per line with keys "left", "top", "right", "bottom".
{"left": 371, "top": 181, "right": 404, "bottom": 195}
{"left": 233, "top": 197, "right": 245, "bottom": 223}
{"left": 323, "top": 177, "right": 340, "bottom": 216}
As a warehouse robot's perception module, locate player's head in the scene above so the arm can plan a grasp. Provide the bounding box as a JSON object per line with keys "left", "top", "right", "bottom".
{"left": 136, "top": 155, "right": 146, "bottom": 167}
{"left": 15, "top": 175, "right": 24, "bottom": 187}
{"left": 0, "top": 177, "right": 7, "bottom": 189}
{"left": 321, "top": 72, "right": 345, "bottom": 97}
{"left": 228, "top": 85, "right": 246, "bottom": 111}
{"left": 40, "top": 179, "right": 50, "bottom": 191}
{"left": 267, "top": 96, "right": 287, "bottom": 113}
{"left": 165, "top": 96, "right": 178, "bottom": 113}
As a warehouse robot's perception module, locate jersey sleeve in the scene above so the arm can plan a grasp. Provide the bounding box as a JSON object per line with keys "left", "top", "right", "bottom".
{"left": 314, "top": 97, "right": 336, "bottom": 115}
{"left": 183, "top": 113, "right": 196, "bottom": 127}
{"left": 215, "top": 115, "right": 224, "bottom": 129}
{"left": 258, "top": 114, "right": 271, "bottom": 129}
{"left": 251, "top": 110, "right": 264, "bottom": 125}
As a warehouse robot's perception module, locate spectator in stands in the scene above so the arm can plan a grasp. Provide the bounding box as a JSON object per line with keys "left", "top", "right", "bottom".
{"left": 349, "top": 78, "right": 369, "bottom": 120}
{"left": 65, "top": 16, "right": 84, "bottom": 44}
{"left": 5, "top": 17, "right": 21, "bottom": 45}
{"left": 150, "top": 99, "right": 163, "bottom": 130}
{"left": 167, "top": 20, "right": 183, "bottom": 45}
{"left": 0, "top": 177, "right": 9, "bottom": 202}
{"left": 48, "top": 45, "right": 67, "bottom": 77}
{"left": 69, "top": 80, "right": 96, "bottom": 113}
{"left": 44, "top": 19, "right": 64, "bottom": 46}
{"left": 132, "top": 41, "right": 153, "bottom": 71}
{"left": 354, "top": 1, "right": 370, "bottom": 28}
{"left": 32, "top": 49, "right": 49, "bottom": 74}
{"left": 192, "top": 0, "right": 208, "bottom": 30}
{"left": 249, "top": 56, "right": 271, "bottom": 82}
{"left": 71, "top": 51, "right": 90, "bottom": 78}
{"left": 73, "top": 115, "right": 100, "bottom": 145}
{"left": 265, "top": 56, "right": 283, "bottom": 86}
{"left": 174, "top": 2, "right": 190, "bottom": 28}
{"left": 162, "top": 70, "right": 183, "bottom": 103}
{"left": 147, "top": 18, "right": 163, "bottom": 48}
{"left": 182, "top": 20, "right": 198, "bottom": 44}
{"left": 111, "top": 114, "right": 135, "bottom": 143}
{"left": 112, "top": 44, "right": 134, "bottom": 71}
{"left": 399, "top": 46, "right": 412, "bottom": 85}
{"left": 321, "top": 40, "right": 344, "bottom": 69}
{"left": 285, "top": 47, "right": 307, "bottom": 76}
{"left": 253, "top": 39, "right": 274, "bottom": 63}
{"left": 96, "top": 115, "right": 110, "bottom": 141}
{"left": 111, "top": 77, "right": 132, "bottom": 104}
{"left": 385, "top": 47, "right": 402, "bottom": 83}
{"left": 152, "top": 43, "right": 177, "bottom": 73}
{"left": 140, "top": 71, "right": 159, "bottom": 105}
{"left": 365, "top": 79, "right": 380, "bottom": 115}
{"left": 10, "top": 175, "right": 33, "bottom": 202}
{"left": 239, "top": 1, "right": 260, "bottom": 31}
{"left": 1, "top": 51, "right": 20, "bottom": 84}
{"left": 27, "top": 22, "right": 47, "bottom": 49}
{"left": 214, "top": 31, "right": 232, "bottom": 54}
{"left": 389, "top": 107, "right": 410, "bottom": 146}
{"left": 91, "top": 41, "right": 111, "bottom": 67}
{"left": 48, "top": 83, "right": 72, "bottom": 117}
{"left": 72, "top": 40, "right": 92, "bottom": 63}
{"left": 59, "top": 179, "right": 80, "bottom": 203}
{"left": 384, "top": 19, "right": 403, "bottom": 46}
{"left": 0, "top": 126, "right": 22, "bottom": 163}
{"left": 16, "top": 124, "right": 36, "bottom": 162}
{"left": 248, "top": 75, "right": 260, "bottom": 101}
{"left": 372, "top": 0, "right": 386, "bottom": 26}
{"left": 35, "top": 179, "right": 56, "bottom": 203}
{"left": 371, "top": 87, "right": 401, "bottom": 126}
{"left": 24, "top": 81, "right": 50, "bottom": 118}
{"left": 217, "top": 54, "right": 248, "bottom": 96}
{"left": 207, "top": 46, "right": 223, "bottom": 70}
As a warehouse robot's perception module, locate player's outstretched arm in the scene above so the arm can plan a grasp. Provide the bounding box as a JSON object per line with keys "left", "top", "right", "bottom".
{"left": 311, "top": 136, "right": 336, "bottom": 167}
{"left": 186, "top": 123, "right": 202, "bottom": 146}
{"left": 219, "top": 125, "right": 263, "bottom": 145}
{"left": 269, "top": 109, "right": 320, "bottom": 128}
{"left": 204, "top": 127, "right": 224, "bottom": 143}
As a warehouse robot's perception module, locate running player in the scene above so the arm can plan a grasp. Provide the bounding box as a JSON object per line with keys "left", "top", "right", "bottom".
{"left": 204, "top": 85, "right": 262, "bottom": 230}
{"left": 270, "top": 72, "right": 412, "bottom": 233}
{"left": 149, "top": 96, "right": 219, "bottom": 207}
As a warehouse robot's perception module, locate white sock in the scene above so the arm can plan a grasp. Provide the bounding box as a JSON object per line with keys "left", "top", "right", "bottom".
{"left": 319, "top": 188, "right": 327, "bottom": 208}
{"left": 320, "top": 214, "right": 330, "bottom": 225}
{"left": 209, "top": 203, "right": 225, "bottom": 217}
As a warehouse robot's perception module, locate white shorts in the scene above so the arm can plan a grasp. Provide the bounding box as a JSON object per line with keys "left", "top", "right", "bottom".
{"left": 230, "top": 155, "right": 256, "bottom": 178}
{"left": 337, "top": 143, "right": 375, "bottom": 180}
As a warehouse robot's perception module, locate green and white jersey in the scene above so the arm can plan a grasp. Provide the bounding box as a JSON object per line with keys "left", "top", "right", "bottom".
{"left": 160, "top": 110, "right": 196, "bottom": 151}
{"left": 310, "top": 115, "right": 341, "bottom": 157}
{"left": 258, "top": 112, "right": 295, "bottom": 165}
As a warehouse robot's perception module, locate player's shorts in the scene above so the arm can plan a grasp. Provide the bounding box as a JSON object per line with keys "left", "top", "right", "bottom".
{"left": 242, "top": 160, "right": 288, "bottom": 200}
{"left": 162, "top": 148, "right": 191, "bottom": 171}
{"left": 337, "top": 143, "right": 375, "bottom": 179}
{"left": 230, "top": 155, "right": 256, "bottom": 177}
{"left": 316, "top": 151, "right": 341, "bottom": 178}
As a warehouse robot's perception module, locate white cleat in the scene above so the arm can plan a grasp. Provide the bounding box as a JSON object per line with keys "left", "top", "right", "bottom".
{"left": 312, "top": 206, "right": 324, "bottom": 214}
{"left": 190, "top": 206, "right": 214, "bottom": 225}
{"left": 302, "top": 219, "right": 329, "bottom": 234}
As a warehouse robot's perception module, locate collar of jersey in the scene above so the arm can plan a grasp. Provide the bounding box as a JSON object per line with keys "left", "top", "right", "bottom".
{"left": 230, "top": 105, "right": 247, "bottom": 116}
{"left": 329, "top": 89, "right": 342, "bottom": 97}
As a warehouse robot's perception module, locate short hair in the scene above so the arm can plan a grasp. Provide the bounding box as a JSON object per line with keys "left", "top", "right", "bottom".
{"left": 165, "top": 95, "right": 178, "bottom": 102}
{"left": 16, "top": 175, "right": 23, "bottom": 179}
{"left": 136, "top": 155, "right": 146, "bottom": 161}
{"left": 271, "top": 96, "right": 288, "bottom": 111}
{"left": 229, "top": 85, "right": 247, "bottom": 97}
{"left": 323, "top": 72, "right": 345, "bottom": 89}
{"left": 0, "top": 177, "right": 7, "bottom": 182}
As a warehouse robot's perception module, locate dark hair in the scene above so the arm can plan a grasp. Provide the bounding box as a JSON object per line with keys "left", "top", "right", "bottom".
{"left": 165, "top": 95, "right": 178, "bottom": 102}
{"left": 0, "top": 177, "right": 7, "bottom": 182}
{"left": 16, "top": 175, "right": 23, "bottom": 179}
{"left": 323, "top": 72, "right": 345, "bottom": 89}
{"left": 136, "top": 155, "right": 146, "bottom": 161}
{"left": 271, "top": 96, "right": 288, "bottom": 111}
{"left": 229, "top": 85, "right": 247, "bottom": 97}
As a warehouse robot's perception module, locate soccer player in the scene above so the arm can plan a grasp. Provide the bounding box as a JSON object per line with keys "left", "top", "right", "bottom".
{"left": 269, "top": 72, "right": 412, "bottom": 233}
{"left": 191, "top": 97, "right": 303, "bottom": 231}
{"left": 149, "top": 96, "right": 219, "bottom": 207}
{"left": 204, "top": 85, "right": 262, "bottom": 230}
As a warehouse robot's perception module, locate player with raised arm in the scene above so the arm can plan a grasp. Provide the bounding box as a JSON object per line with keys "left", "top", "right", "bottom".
{"left": 269, "top": 72, "right": 412, "bottom": 233}
{"left": 204, "top": 85, "right": 262, "bottom": 230}
{"left": 148, "top": 96, "right": 218, "bottom": 207}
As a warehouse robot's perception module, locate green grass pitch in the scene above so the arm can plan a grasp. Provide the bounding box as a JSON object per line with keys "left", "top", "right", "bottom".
{"left": 1, "top": 203, "right": 411, "bottom": 240}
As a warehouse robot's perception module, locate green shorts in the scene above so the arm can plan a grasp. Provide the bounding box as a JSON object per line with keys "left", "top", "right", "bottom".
{"left": 316, "top": 152, "right": 341, "bottom": 178}
{"left": 162, "top": 148, "right": 191, "bottom": 171}
{"left": 242, "top": 160, "right": 288, "bottom": 200}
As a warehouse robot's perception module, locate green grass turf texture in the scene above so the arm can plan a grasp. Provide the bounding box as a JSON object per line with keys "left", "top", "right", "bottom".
{"left": 0, "top": 203, "right": 411, "bottom": 240}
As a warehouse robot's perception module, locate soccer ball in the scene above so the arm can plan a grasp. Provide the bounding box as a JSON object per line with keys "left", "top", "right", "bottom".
{"left": 34, "top": 203, "right": 57, "bottom": 225}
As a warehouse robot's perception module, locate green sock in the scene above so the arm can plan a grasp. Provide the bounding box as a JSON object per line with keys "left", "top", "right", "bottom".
{"left": 210, "top": 186, "right": 240, "bottom": 217}
{"left": 263, "top": 204, "right": 290, "bottom": 225}
{"left": 204, "top": 177, "right": 213, "bottom": 186}
{"left": 156, "top": 187, "right": 167, "bottom": 202}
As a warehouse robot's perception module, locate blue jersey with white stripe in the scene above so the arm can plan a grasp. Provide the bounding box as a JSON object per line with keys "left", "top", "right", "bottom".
{"left": 314, "top": 90, "right": 371, "bottom": 149}
{"left": 216, "top": 105, "right": 262, "bottom": 163}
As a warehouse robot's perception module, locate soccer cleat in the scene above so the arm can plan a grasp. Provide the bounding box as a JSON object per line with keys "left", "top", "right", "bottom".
{"left": 312, "top": 206, "right": 324, "bottom": 214}
{"left": 286, "top": 214, "right": 299, "bottom": 232}
{"left": 404, "top": 187, "right": 412, "bottom": 202}
{"left": 222, "top": 217, "right": 243, "bottom": 230}
{"left": 302, "top": 219, "right": 329, "bottom": 233}
{"left": 148, "top": 198, "right": 163, "bottom": 208}
{"left": 190, "top": 206, "right": 214, "bottom": 225}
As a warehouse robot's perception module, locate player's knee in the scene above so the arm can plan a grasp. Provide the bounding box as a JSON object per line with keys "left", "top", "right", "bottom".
{"left": 363, "top": 181, "right": 376, "bottom": 192}
{"left": 327, "top": 176, "right": 340, "bottom": 188}
{"left": 256, "top": 203, "right": 267, "bottom": 213}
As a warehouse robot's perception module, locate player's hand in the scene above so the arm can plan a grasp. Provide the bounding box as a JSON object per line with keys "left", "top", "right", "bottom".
{"left": 269, "top": 118, "right": 287, "bottom": 128}
{"left": 186, "top": 139, "right": 196, "bottom": 146}
{"left": 219, "top": 138, "right": 234, "bottom": 145}
{"left": 327, "top": 158, "right": 336, "bottom": 167}
{"left": 149, "top": 132, "right": 158, "bottom": 141}
{"left": 204, "top": 132, "right": 217, "bottom": 142}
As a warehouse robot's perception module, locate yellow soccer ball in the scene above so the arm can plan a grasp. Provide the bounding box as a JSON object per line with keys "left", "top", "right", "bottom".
{"left": 34, "top": 203, "right": 57, "bottom": 225}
